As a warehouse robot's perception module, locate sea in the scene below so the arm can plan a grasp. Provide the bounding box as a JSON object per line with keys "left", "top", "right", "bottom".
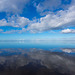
{"left": 0, "top": 40, "right": 75, "bottom": 75}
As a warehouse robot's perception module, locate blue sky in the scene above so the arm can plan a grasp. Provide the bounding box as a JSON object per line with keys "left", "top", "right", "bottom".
{"left": 0, "top": 0, "right": 75, "bottom": 40}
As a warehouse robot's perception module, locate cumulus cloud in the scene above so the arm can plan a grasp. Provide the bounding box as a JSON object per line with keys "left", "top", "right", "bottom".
{"left": 34, "top": 0, "right": 74, "bottom": 15}
{"left": 0, "top": 5, "right": 75, "bottom": 33}
{"left": 0, "top": 0, "right": 75, "bottom": 34}
{"left": 61, "top": 29, "right": 75, "bottom": 33}
{"left": 35, "top": 0, "right": 61, "bottom": 14}
{"left": 28, "top": 6, "right": 75, "bottom": 33}
{"left": 0, "top": 0, "right": 30, "bottom": 14}
{"left": 0, "top": 15, "right": 30, "bottom": 27}
{"left": 0, "top": 19, "right": 7, "bottom": 26}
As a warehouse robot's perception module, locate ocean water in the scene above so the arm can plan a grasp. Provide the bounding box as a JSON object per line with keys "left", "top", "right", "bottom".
{"left": 0, "top": 40, "right": 75, "bottom": 75}
{"left": 0, "top": 40, "right": 75, "bottom": 49}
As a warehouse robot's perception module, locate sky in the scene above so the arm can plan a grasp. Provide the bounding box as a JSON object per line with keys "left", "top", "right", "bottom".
{"left": 0, "top": 0, "right": 75, "bottom": 40}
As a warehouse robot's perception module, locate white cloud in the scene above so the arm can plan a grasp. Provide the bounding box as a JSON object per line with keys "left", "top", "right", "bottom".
{"left": 61, "top": 29, "right": 75, "bottom": 33}
{"left": 34, "top": 0, "right": 74, "bottom": 16}
{"left": 0, "top": 0, "right": 75, "bottom": 34}
{"left": 0, "top": 5, "right": 75, "bottom": 33}
{"left": 0, "top": 15, "right": 30, "bottom": 33}
{"left": 0, "top": 0, "right": 30, "bottom": 13}
{"left": 0, "top": 15, "right": 30, "bottom": 27}
{"left": 28, "top": 5, "right": 75, "bottom": 33}
{"left": 35, "top": 0, "right": 61, "bottom": 13}
{"left": 0, "top": 19, "right": 7, "bottom": 26}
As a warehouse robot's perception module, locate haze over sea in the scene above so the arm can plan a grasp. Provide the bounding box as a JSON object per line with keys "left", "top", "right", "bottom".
{"left": 0, "top": 40, "right": 75, "bottom": 49}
